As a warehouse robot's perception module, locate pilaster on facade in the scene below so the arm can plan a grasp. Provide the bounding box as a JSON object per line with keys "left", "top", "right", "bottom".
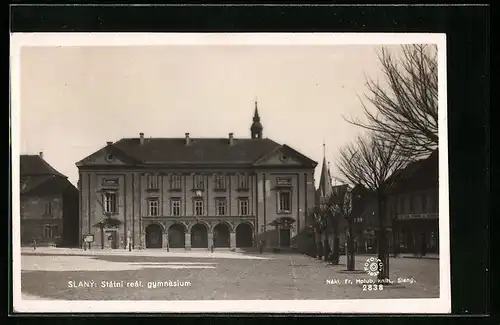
{"left": 230, "top": 232, "right": 236, "bottom": 248}
{"left": 184, "top": 232, "right": 191, "bottom": 250}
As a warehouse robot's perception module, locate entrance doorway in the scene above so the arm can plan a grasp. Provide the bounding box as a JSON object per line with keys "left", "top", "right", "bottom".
{"left": 236, "top": 223, "right": 253, "bottom": 248}
{"left": 168, "top": 224, "right": 186, "bottom": 248}
{"left": 191, "top": 223, "right": 208, "bottom": 248}
{"left": 145, "top": 224, "right": 163, "bottom": 248}
{"left": 104, "top": 229, "right": 118, "bottom": 249}
{"left": 279, "top": 228, "right": 291, "bottom": 247}
{"left": 213, "top": 223, "right": 230, "bottom": 248}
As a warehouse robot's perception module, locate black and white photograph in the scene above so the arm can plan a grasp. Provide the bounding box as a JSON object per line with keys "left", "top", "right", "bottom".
{"left": 11, "top": 33, "right": 450, "bottom": 313}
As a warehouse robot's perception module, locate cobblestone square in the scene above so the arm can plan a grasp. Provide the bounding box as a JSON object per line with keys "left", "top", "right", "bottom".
{"left": 20, "top": 248, "right": 439, "bottom": 300}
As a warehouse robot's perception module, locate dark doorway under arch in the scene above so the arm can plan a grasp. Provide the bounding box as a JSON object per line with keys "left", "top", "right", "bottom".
{"left": 236, "top": 223, "right": 253, "bottom": 248}
{"left": 213, "top": 223, "right": 230, "bottom": 248}
{"left": 145, "top": 224, "right": 163, "bottom": 248}
{"left": 279, "top": 228, "right": 291, "bottom": 247}
{"left": 191, "top": 223, "right": 208, "bottom": 248}
{"left": 168, "top": 224, "right": 185, "bottom": 248}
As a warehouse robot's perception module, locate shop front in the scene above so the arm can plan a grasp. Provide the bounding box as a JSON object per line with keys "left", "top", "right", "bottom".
{"left": 393, "top": 214, "right": 439, "bottom": 255}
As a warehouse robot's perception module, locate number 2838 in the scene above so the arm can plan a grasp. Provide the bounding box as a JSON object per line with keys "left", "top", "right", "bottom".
{"left": 362, "top": 284, "right": 383, "bottom": 291}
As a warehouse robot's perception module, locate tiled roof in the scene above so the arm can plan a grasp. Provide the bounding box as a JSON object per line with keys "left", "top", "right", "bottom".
{"left": 22, "top": 175, "right": 76, "bottom": 196}
{"left": 20, "top": 155, "right": 66, "bottom": 177}
{"left": 388, "top": 150, "right": 438, "bottom": 194}
{"left": 109, "top": 137, "right": 285, "bottom": 164}
{"left": 20, "top": 155, "right": 74, "bottom": 196}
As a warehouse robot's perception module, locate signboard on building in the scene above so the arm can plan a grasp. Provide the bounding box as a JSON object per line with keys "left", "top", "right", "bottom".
{"left": 276, "top": 177, "right": 292, "bottom": 187}
{"left": 102, "top": 178, "right": 119, "bottom": 187}
{"left": 84, "top": 235, "right": 94, "bottom": 243}
{"left": 397, "top": 213, "right": 438, "bottom": 220}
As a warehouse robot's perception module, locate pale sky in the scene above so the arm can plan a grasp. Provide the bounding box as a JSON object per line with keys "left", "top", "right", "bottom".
{"left": 19, "top": 44, "right": 401, "bottom": 187}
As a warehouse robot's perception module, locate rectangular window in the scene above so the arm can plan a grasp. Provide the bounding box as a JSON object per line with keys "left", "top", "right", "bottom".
{"left": 239, "top": 199, "right": 249, "bottom": 216}
{"left": 278, "top": 191, "right": 291, "bottom": 213}
{"left": 170, "top": 175, "right": 181, "bottom": 190}
{"left": 432, "top": 192, "right": 439, "bottom": 212}
{"left": 51, "top": 225, "right": 59, "bottom": 238}
{"left": 103, "top": 192, "right": 117, "bottom": 214}
{"left": 148, "top": 199, "right": 160, "bottom": 216}
{"left": 215, "top": 175, "right": 226, "bottom": 189}
{"left": 215, "top": 198, "right": 227, "bottom": 216}
{"left": 194, "top": 199, "right": 204, "bottom": 216}
{"left": 171, "top": 199, "right": 181, "bottom": 216}
{"left": 194, "top": 175, "right": 204, "bottom": 189}
{"left": 409, "top": 195, "right": 414, "bottom": 213}
{"left": 147, "top": 174, "right": 159, "bottom": 189}
{"left": 421, "top": 194, "right": 427, "bottom": 212}
{"left": 399, "top": 196, "right": 404, "bottom": 213}
{"left": 44, "top": 202, "right": 52, "bottom": 215}
{"left": 239, "top": 174, "right": 249, "bottom": 189}
{"left": 44, "top": 225, "right": 52, "bottom": 238}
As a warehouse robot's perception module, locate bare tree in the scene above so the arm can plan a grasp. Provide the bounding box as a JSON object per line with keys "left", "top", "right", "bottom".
{"left": 311, "top": 206, "right": 326, "bottom": 259}
{"left": 347, "top": 44, "right": 438, "bottom": 160}
{"left": 327, "top": 185, "right": 356, "bottom": 271}
{"left": 337, "top": 133, "right": 409, "bottom": 281}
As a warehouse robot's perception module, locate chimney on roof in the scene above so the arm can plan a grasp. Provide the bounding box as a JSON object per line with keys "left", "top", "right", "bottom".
{"left": 106, "top": 141, "right": 113, "bottom": 146}
{"left": 185, "top": 133, "right": 190, "bottom": 146}
{"left": 140, "top": 133, "right": 144, "bottom": 145}
{"left": 39, "top": 152, "right": 43, "bottom": 159}
{"left": 229, "top": 133, "right": 234, "bottom": 146}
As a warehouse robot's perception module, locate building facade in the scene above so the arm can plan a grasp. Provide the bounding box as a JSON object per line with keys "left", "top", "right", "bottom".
{"left": 76, "top": 103, "right": 318, "bottom": 250}
{"left": 20, "top": 153, "right": 79, "bottom": 247}
{"left": 350, "top": 185, "right": 378, "bottom": 253}
{"left": 388, "top": 150, "right": 439, "bottom": 254}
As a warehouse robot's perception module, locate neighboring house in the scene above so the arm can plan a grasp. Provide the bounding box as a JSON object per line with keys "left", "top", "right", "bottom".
{"left": 20, "top": 153, "right": 79, "bottom": 247}
{"left": 387, "top": 150, "right": 439, "bottom": 254}
{"left": 351, "top": 184, "right": 378, "bottom": 253}
{"left": 76, "top": 102, "right": 318, "bottom": 250}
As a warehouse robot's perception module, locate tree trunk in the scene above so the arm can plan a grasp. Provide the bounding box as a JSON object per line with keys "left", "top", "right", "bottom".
{"left": 346, "top": 223, "right": 356, "bottom": 271}
{"left": 392, "top": 220, "right": 399, "bottom": 257}
{"left": 316, "top": 232, "right": 323, "bottom": 259}
{"left": 323, "top": 235, "right": 331, "bottom": 263}
{"left": 377, "top": 194, "right": 390, "bottom": 281}
{"left": 332, "top": 227, "right": 340, "bottom": 265}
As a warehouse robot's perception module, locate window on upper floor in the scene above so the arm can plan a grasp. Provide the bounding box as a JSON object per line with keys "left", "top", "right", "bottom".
{"left": 421, "top": 194, "right": 427, "bottom": 212}
{"left": 409, "top": 195, "right": 415, "bottom": 213}
{"left": 147, "top": 174, "right": 159, "bottom": 189}
{"left": 194, "top": 175, "right": 204, "bottom": 189}
{"left": 215, "top": 198, "right": 227, "bottom": 216}
{"left": 148, "top": 199, "right": 160, "bottom": 216}
{"left": 171, "top": 199, "right": 181, "bottom": 216}
{"left": 215, "top": 175, "right": 226, "bottom": 190}
{"left": 44, "top": 202, "right": 52, "bottom": 215}
{"left": 278, "top": 190, "right": 292, "bottom": 213}
{"left": 103, "top": 192, "right": 117, "bottom": 214}
{"left": 432, "top": 192, "right": 439, "bottom": 212}
{"left": 170, "top": 175, "right": 181, "bottom": 190}
{"left": 399, "top": 196, "right": 405, "bottom": 214}
{"left": 238, "top": 174, "right": 249, "bottom": 189}
{"left": 239, "top": 198, "right": 249, "bottom": 216}
{"left": 194, "top": 199, "right": 204, "bottom": 216}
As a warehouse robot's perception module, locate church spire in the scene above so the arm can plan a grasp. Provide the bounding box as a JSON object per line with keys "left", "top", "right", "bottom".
{"left": 253, "top": 99, "right": 260, "bottom": 121}
{"left": 251, "top": 99, "right": 263, "bottom": 139}
{"left": 319, "top": 142, "right": 333, "bottom": 199}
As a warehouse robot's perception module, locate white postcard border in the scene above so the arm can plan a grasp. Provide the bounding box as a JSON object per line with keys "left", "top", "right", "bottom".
{"left": 10, "top": 32, "right": 450, "bottom": 314}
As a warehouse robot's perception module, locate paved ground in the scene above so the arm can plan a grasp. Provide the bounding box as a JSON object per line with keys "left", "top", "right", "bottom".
{"left": 20, "top": 248, "right": 440, "bottom": 300}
